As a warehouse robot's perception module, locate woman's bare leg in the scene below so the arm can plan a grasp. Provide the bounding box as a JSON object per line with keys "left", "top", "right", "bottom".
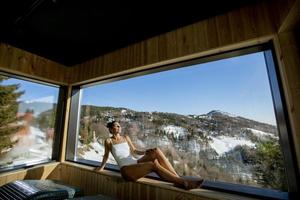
{"left": 138, "top": 148, "right": 179, "bottom": 177}
{"left": 152, "top": 159, "right": 184, "bottom": 185}
{"left": 121, "top": 160, "right": 203, "bottom": 189}
{"left": 153, "top": 160, "right": 203, "bottom": 190}
{"left": 120, "top": 162, "right": 154, "bottom": 181}
{"left": 121, "top": 160, "right": 184, "bottom": 186}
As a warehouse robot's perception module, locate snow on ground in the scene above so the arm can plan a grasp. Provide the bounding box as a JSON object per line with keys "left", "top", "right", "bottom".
{"left": 0, "top": 126, "right": 52, "bottom": 168}
{"left": 218, "top": 111, "right": 237, "bottom": 118}
{"left": 187, "top": 140, "right": 201, "bottom": 153}
{"left": 246, "top": 128, "right": 277, "bottom": 139}
{"left": 135, "top": 139, "right": 146, "bottom": 149}
{"left": 210, "top": 136, "right": 255, "bottom": 155}
{"left": 81, "top": 142, "right": 117, "bottom": 164}
{"left": 31, "top": 126, "right": 46, "bottom": 139}
{"left": 162, "top": 125, "right": 186, "bottom": 139}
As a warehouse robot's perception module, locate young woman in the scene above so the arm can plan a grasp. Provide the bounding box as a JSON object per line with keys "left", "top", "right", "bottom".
{"left": 94, "top": 121, "right": 203, "bottom": 190}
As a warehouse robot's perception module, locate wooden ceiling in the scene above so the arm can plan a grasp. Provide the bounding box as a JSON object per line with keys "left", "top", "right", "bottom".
{"left": 0, "top": 0, "right": 262, "bottom": 66}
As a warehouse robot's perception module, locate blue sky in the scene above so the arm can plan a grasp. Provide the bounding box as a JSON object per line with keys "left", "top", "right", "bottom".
{"left": 1, "top": 52, "right": 276, "bottom": 125}
{"left": 1, "top": 78, "right": 59, "bottom": 104}
{"left": 81, "top": 52, "right": 277, "bottom": 125}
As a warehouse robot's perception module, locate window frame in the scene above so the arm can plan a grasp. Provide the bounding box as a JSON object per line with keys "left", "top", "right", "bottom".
{"left": 65, "top": 42, "right": 299, "bottom": 199}
{"left": 0, "top": 71, "right": 67, "bottom": 172}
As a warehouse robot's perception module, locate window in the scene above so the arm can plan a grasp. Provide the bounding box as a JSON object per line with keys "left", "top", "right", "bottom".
{"left": 0, "top": 73, "right": 64, "bottom": 171}
{"left": 66, "top": 44, "right": 298, "bottom": 199}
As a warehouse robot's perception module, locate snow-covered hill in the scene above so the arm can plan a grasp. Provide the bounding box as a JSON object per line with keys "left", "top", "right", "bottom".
{"left": 74, "top": 105, "right": 281, "bottom": 188}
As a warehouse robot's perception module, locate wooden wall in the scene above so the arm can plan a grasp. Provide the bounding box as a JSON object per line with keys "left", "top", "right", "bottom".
{"left": 277, "top": 30, "right": 300, "bottom": 169}
{"left": 0, "top": 43, "right": 69, "bottom": 85}
{"left": 0, "top": 162, "right": 259, "bottom": 200}
{"left": 48, "top": 162, "right": 258, "bottom": 200}
{"left": 70, "top": 0, "right": 291, "bottom": 85}
{"left": 0, "top": 162, "right": 60, "bottom": 186}
{"left": 275, "top": 0, "right": 300, "bottom": 170}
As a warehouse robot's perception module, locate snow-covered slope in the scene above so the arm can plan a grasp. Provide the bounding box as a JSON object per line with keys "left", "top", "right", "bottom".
{"left": 209, "top": 135, "right": 255, "bottom": 155}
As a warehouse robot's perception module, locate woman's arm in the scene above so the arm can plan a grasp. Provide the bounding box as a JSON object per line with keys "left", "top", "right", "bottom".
{"left": 94, "top": 139, "right": 111, "bottom": 171}
{"left": 124, "top": 135, "right": 145, "bottom": 155}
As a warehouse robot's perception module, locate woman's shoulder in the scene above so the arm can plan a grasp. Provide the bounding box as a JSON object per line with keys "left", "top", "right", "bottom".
{"left": 123, "top": 135, "right": 131, "bottom": 141}
{"left": 104, "top": 138, "right": 113, "bottom": 144}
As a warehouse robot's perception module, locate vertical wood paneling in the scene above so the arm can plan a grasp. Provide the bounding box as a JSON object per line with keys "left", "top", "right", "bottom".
{"left": 0, "top": 43, "right": 69, "bottom": 85}
{"left": 215, "top": 14, "right": 233, "bottom": 47}
{"left": 270, "top": 0, "right": 297, "bottom": 30}
{"left": 57, "top": 163, "right": 258, "bottom": 200}
{"left": 48, "top": 164, "right": 61, "bottom": 180}
{"left": 70, "top": 1, "right": 283, "bottom": 85}
{"left": 59, "top": 86, "right": 72, "bottom": 162}
{"left": 0, "top": 163, "right": 60, "bottom": 186}
{"left": 0, "top": 175, "right": 6, "bottom": 186}
{"left": 0, "top": 162, "right": 272, "bottom": 199}
{"left": 276, "top": 30, "right": 300, "bottom": 169}
{"left": 279, "top": 0, "right": 300, "bottom": 32}
{"left": 60, "top": 163, "right": 70, "bottom": 183}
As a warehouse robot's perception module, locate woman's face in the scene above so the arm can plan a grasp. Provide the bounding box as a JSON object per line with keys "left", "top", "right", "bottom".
{"left": 110, "top": 122, "right": 121, "bottom": 135}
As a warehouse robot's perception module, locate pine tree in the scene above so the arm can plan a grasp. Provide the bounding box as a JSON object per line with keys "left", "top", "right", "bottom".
{"left": 253, "top": 140, "right": 288, "bottom": 191}
{"left": 0, "top": 75, "right": 24, "bottom": 154}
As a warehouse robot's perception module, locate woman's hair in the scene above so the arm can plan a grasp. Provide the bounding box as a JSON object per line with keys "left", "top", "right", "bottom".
{"left": 106, "top": 120, "right": 117, "bottom": 130}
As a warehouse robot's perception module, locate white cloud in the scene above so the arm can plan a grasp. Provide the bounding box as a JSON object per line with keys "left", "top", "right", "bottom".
{"left": 25, "top": 96, "right": 55, "bottom": 104}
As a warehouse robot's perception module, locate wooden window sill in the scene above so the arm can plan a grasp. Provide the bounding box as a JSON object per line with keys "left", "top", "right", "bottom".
{"left": 62, "top": 161, "right": 261, "bottom": 200}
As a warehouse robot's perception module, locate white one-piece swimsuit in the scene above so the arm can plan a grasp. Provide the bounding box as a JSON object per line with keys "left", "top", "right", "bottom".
{"left": 111, "top": 141, "right": 138, "bottom": 168}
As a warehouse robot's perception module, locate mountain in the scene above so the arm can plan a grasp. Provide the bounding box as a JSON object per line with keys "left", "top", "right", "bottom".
{"left": 76, "top": 105, "right": 279, "bottom": 165}
{"left": 39, "top": 104, "right": 285, "bottom": 190}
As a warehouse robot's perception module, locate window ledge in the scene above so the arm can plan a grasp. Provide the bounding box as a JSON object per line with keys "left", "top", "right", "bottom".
{"left": 61, "top": 161, "right": 261, "bottom": 200}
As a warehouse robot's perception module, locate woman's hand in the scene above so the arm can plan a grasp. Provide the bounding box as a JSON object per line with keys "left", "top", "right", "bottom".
{"left": 94, "top": 166, "right": 104, "bottom": 172}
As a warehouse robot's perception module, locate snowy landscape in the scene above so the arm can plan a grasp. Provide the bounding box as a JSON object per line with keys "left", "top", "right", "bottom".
{"left": 0, "top": 101, "right": 285, "bottom": 191}
{"left": 0, "top": 125, "right": 53, "bottom": 169}
{"left": 76, "top": 105, "right": 286, "bottom": 190}
{"left": 0, "top": 100, "right": 56, "bottom": 170}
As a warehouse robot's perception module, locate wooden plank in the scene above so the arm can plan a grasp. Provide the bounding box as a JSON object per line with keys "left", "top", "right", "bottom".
{"left": 0, "top": 43, "right": 68, "bottom": 85}
{"left": 48, "top": 164, "right": 61, "bottom": 180}
{"left": 274, "top": 31, "right": 300, "bottom": 170}
{"left": 58, "top": 162, "right": 259, "bottom": 200}
{"left": 59, "top": 85, "right": 72, "bottom": 162}
{"left": 24, "top": 165, "right": 45, "bottom": 180}
{"left": 215, "top": 13, "right": 233, "bottom": 47}
{"left": 69, "top": 1, "right": 283, "bottom": 85}
{"left": 0, "top": 175, "right": 7, "bottom": 186}
{"left": 279, "top": 0, "right": 300, "bottom": 32}
{"left": 0, "top": 163, "right": 60, "bottom": 186}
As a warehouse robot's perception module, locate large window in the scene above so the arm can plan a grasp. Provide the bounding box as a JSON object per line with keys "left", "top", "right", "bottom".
{"left": 0, "top": 74, "right": 62, "bottom": 171}
{"left": 67, "top": 45, "right": 298, "bottom": 198}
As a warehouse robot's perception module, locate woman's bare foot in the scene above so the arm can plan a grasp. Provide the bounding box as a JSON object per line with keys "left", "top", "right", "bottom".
{"left": 183, "top": 179, "right": 204, "bottom": 190}
{"left": 174, "top": 179, "right": 204, "bottom": 190}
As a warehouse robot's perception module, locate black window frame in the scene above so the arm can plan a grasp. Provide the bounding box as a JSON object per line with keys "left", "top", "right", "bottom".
{"left": 65, "top": 42, "right": 299, "bottom": 200}
{"left": 0, "top": 71, "right": 67, "bottom": 173}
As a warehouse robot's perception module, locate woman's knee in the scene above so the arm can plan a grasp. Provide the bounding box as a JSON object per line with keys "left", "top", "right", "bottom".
{"left": 121, "top": 167, "right": 137, "bottom": 181}
{"left": 153, "top": 159, "right": 160, "bottom": 170}
{"left": 153, "top": 147, "right": 164, "bottom": 157}
{"left": 154, "top": 147, "right": 162, "bottom": 153}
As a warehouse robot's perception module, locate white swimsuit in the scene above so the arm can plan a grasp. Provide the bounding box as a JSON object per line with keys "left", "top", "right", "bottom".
{"left": 111, "top": 141, "right": 138, "bottom": 168}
